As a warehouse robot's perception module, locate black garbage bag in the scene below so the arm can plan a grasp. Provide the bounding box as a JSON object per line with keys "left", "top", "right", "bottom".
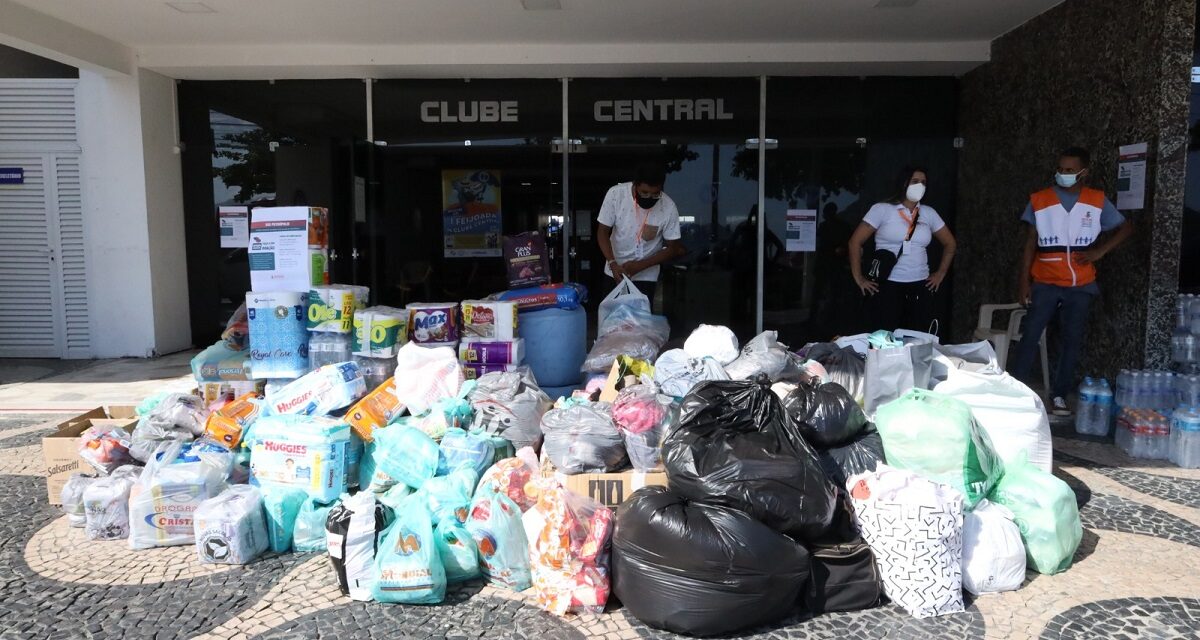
{"left": 612, "top": 486, "right": 811, "bottom": 637}
{"left": 780, "top": 380, "right": 868, "bottom": 448}
{"left": 803, "top": 343, "right": 865, "bottom": 403}
{"left": 816, "top": 426, "right": 886, "bottom": 488}
{"left": 662, "top": 378, "right": 839, "bottom": 542}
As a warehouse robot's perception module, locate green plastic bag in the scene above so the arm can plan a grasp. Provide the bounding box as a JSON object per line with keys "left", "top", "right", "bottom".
{"left": 373, "top": 425, "right": 440, "bottom": 490}
{"left": 262, "top": 486, "right": 307, "bottom": 553}
{"left": 875, "top": 388, "right": 1003, "bottom": 509}
{"left": 293, "top": 498, "right": 334, "bottom": 553}
{"left": 372, "top": 495, "right": 446, "bottom": 604}
{"left": 436, "top": 516, "right": 481, "bottom": 583}
{"left": 420, "top": 467, "right": 479, "bottom": 524}
{"left": 988, "top": 454, "right": 1081, "bottom": 575}
{"left": 136, "top": 391, "right": 171, "bottom": 416}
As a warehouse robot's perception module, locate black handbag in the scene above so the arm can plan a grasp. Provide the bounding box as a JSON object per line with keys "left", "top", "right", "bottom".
{"left": 862, "top": 207, "right": 919, "bottom": 283}
{"left": 803, "top": 538, "right": 883, "bottom": 614}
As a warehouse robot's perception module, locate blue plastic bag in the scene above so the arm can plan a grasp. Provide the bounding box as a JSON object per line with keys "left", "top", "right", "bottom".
{"left": 262, "top": 486, "right": 307, "bottom": 553}
{"left": 436, "top": 516, "right": 481, "bottom": 583}
{"left": 372, "top": 495, "right": 446, "bottom": 604}
{"left": 293, "top": 498, "right": 335, "bottom": 553}
{"left": 420, "top": 467, "right": 478, "bottom": 524}
{"left": 437, "top": 428, "right": 495, "bottom": 476}
{"left": 373, "top": 425, "right": 440, "bottom": 490}
{"left": 465, "top": 487, "right": 531, "bottom": 591}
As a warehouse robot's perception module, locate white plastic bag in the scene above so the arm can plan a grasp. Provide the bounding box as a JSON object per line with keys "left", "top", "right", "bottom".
{"left": 129, "top": 441, "right": 233, "bottom": 549}
{"left": 83, "top": 472, "right": 137, "bottom": 540}
{"left": 61, "top": 473, "right": 99, "bottom": 527}
{"left": 933, "top": 368, "right": 1052, "bottom": 473}
{"left": 583, "top": 305, "right": 671, "bottom": 374}
{"left": 683, "top": 325, "right": 740, "bottom": 365}
{"left": 597, "top": 276, "right": 650, "bottom": 328}
{"left": 932, "top": 341, "right": 1001, "bottom": 385}
{"left": 194, "top": 485, "right": 270, "bottom": 565}
{"left": 653, "top": 349, "right": 730, "bottom": 398}
{"left": 961, "top": 499, "right": 1026, "bottom": 595}
{"left": 724, "top": 331, "right": 789, "bottom": 380}
{"left": 327, "top": 491, "right": 390, "bottom": 602}
{"left": 848, "top": 464, "right": 964, "bottom": 619}
{"left": 393, "top": 342, "right": 465, "bottom": 415}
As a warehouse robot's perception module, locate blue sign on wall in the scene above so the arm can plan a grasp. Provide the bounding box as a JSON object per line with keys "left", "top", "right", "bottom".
{"left": 0, "top": 168, "right": 23, "bottom": 186}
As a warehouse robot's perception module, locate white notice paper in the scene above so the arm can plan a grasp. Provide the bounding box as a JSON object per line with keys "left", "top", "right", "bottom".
{"left": 218, "top": 206, "right": 249, "bottom": 248}
{"left": 786, "top": 209, "right": 817, "bottom": 252}
{"left": 1116, "top": 142, "right": 1148, "bottom": 210}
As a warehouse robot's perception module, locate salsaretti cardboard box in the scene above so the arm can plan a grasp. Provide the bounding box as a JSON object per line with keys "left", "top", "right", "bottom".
{"left": 43, "top": 405, "right": 138, "bottom": 504}
{"left": 248, "top": 206, "right": 329, "bottom": 292}
{"left": 540, "top": 457, "right": 666, "bottom": 509}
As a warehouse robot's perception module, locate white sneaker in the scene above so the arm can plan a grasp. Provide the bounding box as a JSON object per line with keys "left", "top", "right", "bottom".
{"left": 1051, "top": 396, "right": 1072, "bottom": 417}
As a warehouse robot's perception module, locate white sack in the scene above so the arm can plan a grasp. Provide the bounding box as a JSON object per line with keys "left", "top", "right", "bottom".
{"left": 933, "top": 368, "right": 1053, "bottom": 473}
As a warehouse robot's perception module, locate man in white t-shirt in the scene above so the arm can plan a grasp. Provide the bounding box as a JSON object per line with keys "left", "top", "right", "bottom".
{"left": 596, "top": 164, "right": 686, "bottom": 302}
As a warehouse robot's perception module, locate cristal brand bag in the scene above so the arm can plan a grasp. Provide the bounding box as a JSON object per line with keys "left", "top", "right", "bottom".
{"left": 862, "top": 206, "right": 919, "bottom": 283}
{"left": 804, "top": 539, "right": 883, "bottom": 614}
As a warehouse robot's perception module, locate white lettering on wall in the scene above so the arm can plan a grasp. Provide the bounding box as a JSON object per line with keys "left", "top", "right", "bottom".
{"left": 591, "top": 98, "right": 735, "bottom": 122}
{"left": 419, "top": 101, "right": 519, "bottom": 123}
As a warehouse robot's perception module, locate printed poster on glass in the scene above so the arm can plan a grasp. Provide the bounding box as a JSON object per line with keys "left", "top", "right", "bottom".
{"left": 442, "top": 169, "right": 502, "bottom": 258}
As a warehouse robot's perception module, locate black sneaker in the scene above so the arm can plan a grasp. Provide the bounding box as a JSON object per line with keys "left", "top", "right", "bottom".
{"left": 1051, "top": 396, "right": 1072, "bottom": 417}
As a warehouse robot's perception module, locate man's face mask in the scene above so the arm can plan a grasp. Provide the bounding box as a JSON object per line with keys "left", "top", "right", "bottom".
{"left": 634, "top": 186, "right": 662, "bottom": 210}
{"left": 1055, "top": 167, "right": 1086, "bottom": 189}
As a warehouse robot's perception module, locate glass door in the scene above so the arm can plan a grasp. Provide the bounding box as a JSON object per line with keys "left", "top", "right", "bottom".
{"left": 568, "top": 77, "right": 761, "bottom": 339}
{"left": 367, "top": 79, "right": 563, "bottom": 307}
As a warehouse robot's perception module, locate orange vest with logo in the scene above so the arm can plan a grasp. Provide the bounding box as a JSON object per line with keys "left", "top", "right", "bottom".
{"left": 1028, "top": 187, "right": 1105, "bottom": 287}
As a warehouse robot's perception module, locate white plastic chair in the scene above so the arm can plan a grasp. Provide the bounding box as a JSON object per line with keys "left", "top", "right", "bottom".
{"left": 973, "top": 303, "right": 1050, "bottom": 391}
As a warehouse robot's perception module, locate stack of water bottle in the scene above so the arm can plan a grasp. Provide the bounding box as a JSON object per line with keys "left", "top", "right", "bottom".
{"left": 1099, "top": 369, "right": 1200, "bottom": 467}
{"left": 1171, "top": 294, "right": 1200, "bottom": 373}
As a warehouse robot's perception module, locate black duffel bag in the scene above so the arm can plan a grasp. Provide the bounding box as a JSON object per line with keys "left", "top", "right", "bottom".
{"left": 662, "top": 377, "right": 839, "bottom": 542}
{"left": 804, "top": 539, "right": 884, "bottom": 615}
{"left": 612, "top": 486, "right": 811, "bottom": 637}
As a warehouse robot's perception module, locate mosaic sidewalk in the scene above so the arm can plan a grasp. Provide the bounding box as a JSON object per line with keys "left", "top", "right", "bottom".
{"left": 2, "top": 411, "right": 1198, "bottom": 639}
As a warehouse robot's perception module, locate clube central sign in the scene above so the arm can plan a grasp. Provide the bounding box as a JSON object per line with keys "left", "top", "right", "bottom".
{"left": 418, "top": 98, "right": 736, "bottom": 123}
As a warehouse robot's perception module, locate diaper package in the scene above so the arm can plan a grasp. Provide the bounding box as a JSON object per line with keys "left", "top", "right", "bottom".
{"left": 308, "top": 285, "right": 370, "bottom": 333}
{"left": 193, "top": 485, "right": 270, "bottom": 565}
{"left": 246, "top": 414, "right": 352, "bottom": 502}
{"left": 129, "top": 441, "right": 234, "bottom": 550}
{"left": 267, "top": 362, "right": 366, "bottom": 417}
{"left": 346, "top": 378, "right": 405, "bottom": 442}
{"left": 352, "top": 306, "right": 408, "bottom": 358}
{"left": 461, "top": 301, "right": 519, "bottom": 340}
{"left": 459, "top": 339, "right": 524, "bottom": 366}
{"left": 247, "top": 291, "right": 310, "bottom": 379}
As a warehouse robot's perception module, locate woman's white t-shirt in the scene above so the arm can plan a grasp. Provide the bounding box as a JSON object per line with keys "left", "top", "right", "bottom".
{"left": 861, "top": 202, "right": 946, "bottom": 283}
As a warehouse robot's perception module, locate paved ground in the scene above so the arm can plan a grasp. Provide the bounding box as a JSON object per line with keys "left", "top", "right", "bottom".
{"left": 1, "top": 357, "right": 1199, "bottom": 639}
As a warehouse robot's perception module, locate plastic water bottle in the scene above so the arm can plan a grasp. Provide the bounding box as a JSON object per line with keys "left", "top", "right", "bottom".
{"left": 1128, "top": 371, "right": 1144, "bottom": 409}
{"left": 1093, "top": 379, "right": 1114, "bottom": 437}
{"left": 1115, "top": 409, "right": 1133, "bottom": 455}
{"left": 353, "top": 355, "right": 395, "bottom": 392}
{"left": 309, "top": 334, "right": 353, "bottom": 369}
{"left": 1170, "top": 407, "right": 1200, "bottom": 468}
{"left": 1179, "top": 375, "right": 1200, "bottom": 407}
{"left": 1075, "top": 378, "right": 1096, "bottom": 435}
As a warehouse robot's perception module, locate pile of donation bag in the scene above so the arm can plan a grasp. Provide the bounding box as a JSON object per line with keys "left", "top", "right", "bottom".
{"left": 58, "top": 217, "right": 1082, "bottom": 634}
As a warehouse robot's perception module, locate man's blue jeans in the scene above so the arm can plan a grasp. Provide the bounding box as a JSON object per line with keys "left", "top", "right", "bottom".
{"left": 1010, "top": 283, "right": 1094, "bottom": 398}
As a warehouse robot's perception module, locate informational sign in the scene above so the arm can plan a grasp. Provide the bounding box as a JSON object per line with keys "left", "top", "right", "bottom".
{"left": 1117, "top": 142, "right": 1148, "bottom": 211}
{"left": 0, "top": 167, "right": 23, "bottom": 186}
{"left": 786, "top": 209, "right": 817, "bottom": 252}
{"left": 218, "top": 206, "right": 250, "bottom": 248}
{"left": 442, "top": 170, "right": 502, "bottom": 258}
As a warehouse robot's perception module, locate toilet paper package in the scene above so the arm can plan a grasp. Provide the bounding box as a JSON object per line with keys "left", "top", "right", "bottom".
{"left": 247, "top": 291, "right": 310, "bottom": 380}
{"left": 129, "top": 441, "right": 235, "bottom": 550}
{"left": 463, "top": 363, "right": 520, "bottom": 380}
{"left": 308, "top": 285, "right": 370, "bottom": 333}
{"left": 353, "top": 306, "right": 408, "bottom": 358}
{"left": 462, "top": 301, "right": 519, "bottom": 340}
{"left": 408, "top": 303, "right": 460, "bottom": 344}
{"left": 194, "top": 485, "right": 270, "bottom": 565}
{"left": 459, "top": 339, "right": 525, "bottom": 365}
{"left": 245, "top": 414, "right": 352, "bottom": 502}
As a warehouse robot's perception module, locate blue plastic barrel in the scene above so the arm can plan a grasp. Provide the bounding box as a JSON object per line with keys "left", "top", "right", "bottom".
{"left": 518, "top": 306, "right": 586, "bottom": 388}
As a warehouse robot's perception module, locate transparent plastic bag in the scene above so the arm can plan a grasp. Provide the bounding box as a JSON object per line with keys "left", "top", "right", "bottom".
{"left": 78, "top": 425, "right": 135, "bottom": 474}
{"left": 653, "top": 349, "right": 730, "bottom": 398}
{"left": 583, "top": 305, "right": 671, "bottom": 374}
{"left": 194, "top": 485, "right": 270, "bottom": 564}
{"left": 725, "top": 331, "right": 790, "bottom": 380}
{"left": 61, "top": 472, "right": 100, "bottom": 527}
{"left": 469, "top": 369, "right": 552, "bottom": 451}
{"left": 527, "top": 479, "right": 615, "bottom": 616}
{"left": 541, "top": 402, "right": 629, "bottom": 474}
{"left": 83, "top": 473, "right": 137, "bottom": 540}
{"left": 476, "top": 447, "right": 541, "bottom": 512}
{"left": 262, "top": 486, "right": 307, "bottom": 553}
{"left": 987, "top": 454, "right": 1081, "bottom": 575}
{"left": 128, "top": 441, "right": 233, "bottom": 550}
{"left": 419, "top": 467, "right": 478, "bottom": 524}
{"left": 612, "top": 385, "right": 676, "bottom": 471}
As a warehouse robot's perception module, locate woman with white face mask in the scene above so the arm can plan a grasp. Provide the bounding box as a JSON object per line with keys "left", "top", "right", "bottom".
{"left": 848, "top": 165, "right": 957, "bottom": 334}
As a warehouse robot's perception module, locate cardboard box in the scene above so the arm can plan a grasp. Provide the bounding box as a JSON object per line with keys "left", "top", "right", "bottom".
{"left": 248, "top": 206, "right": 330, "bottom": 292}
{"left": 541, "top": 458, "right": 667, "bottom": 509}
{"left": 43, "top": 406, "right": 138, "bottom": 504}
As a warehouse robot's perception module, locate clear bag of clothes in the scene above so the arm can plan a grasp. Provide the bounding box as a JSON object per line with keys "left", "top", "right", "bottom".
{"left": 541, "top": 402, "right": 629, "bottom": 474}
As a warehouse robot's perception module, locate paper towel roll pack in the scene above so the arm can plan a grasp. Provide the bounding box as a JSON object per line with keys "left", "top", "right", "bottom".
{"left": 462, "top": 300, "right": 518, "bottom": 340}
{"left": 409, "top": 303, "right": 461, "bottom": 344}
{"left": 247, "top": 291, "right": 310, "bottom": 380}
{"left": 308, "top": 285, "right": 369, "bottom": 333}
{"left": 459, "top": 339, "right": 524, "bottom": 365}
{"left": 352, "top": 306, "right": 408, "bottom": 357}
